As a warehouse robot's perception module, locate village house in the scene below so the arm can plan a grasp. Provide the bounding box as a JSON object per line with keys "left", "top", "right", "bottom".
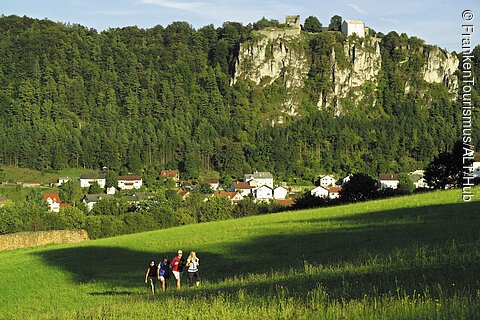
{"left": 319, "top": 175, "right": 336, "bottom": 188}
{"left": 244, "top": 172, "right": 274, "bottom": 189}
{"left": 473, "top": 154, "right": 480, "bottom": 178}
{"left": 43, "top": 193, "right": 61, "bottom": 213}
{"left": 409, "top": 170, "right": 428, "bottom": 189}
{"left": 310, "top": 186, "right": 329, "bottom": 198}
{"left": 83, "top": 194, "right": 113, "bottom": 211}
{"left": 117, "top": 175, "right": 143, "bottom": 190}
{"left": 378, "top": 174, "right": 399, "bottom": 189}
{"left": 207, "top": 179, "right": 220, "bottom": 191}
{"left": 273, "top": 186, "right": 288, "bottom": 200}
{"left": 230, "top": 182, "right": 254, "bottom": 197}
{"left": 160, "top": 170, "right": 180, "bottom": 183}
{"left": 337, "top": 174, "right": 352, "bottom": 186}
{"left": 255, "top": 185, "right": 274, "bottom": 200}
{"left": 106, "top": 186, "right": 116, "bottom": 195}
{"left": 17, "top": 180, "right": 42, "bottom": 188}
{"left": 341, "top": 19, "right": 365, "bottom": 38}
{"left": 215, "top": 191, "right": 244, "bottom": 204}
{"left": 58, "top": 177, "right": 70, "bottom": 186}
{"left": 79, "top": 173, "right": 106, "bottom": 189}
{"left": 328, "top": 186, "right": 342, "bottom": 199}
{"left": 177, "top": 188, "right": 190, "bottom": 201}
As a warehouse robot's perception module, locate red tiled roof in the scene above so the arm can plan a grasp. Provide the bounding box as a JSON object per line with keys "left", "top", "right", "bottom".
{"left": 215, "top": 192, "right": 239, "bottom": 199}
{"left": 232, "top": 182, "right": 252, "bottom": 189}
{"left": 160, "top": 170, "right": 178, "bottom": 178}
{"left": 176, "top": 188, "right": 189, "bottom": 197}
{"left": 118, "top": 175, "right": 142, "bottom": 181}
{"left": 328, "top": 187, "right": 342, "bottom": 193}
{"left": 379, "top": 173, "right": 399, "bottom": 181}
{"left": 43, "top": 193, "right": 61, "bottom": 203}
{"left": 276, "top": 199, "right": 295, "bottom": 206}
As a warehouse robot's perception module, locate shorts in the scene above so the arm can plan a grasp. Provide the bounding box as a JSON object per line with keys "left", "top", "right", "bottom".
{"left": 159, "top": 276, "right": 166, "bottom": 281}
{"left": 172, "top": 271, "right": 181, "bottom": 279}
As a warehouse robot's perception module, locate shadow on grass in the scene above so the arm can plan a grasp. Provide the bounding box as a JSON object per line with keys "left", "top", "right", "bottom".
{"left": 36, "top": 201, "right": 480, "bottom": 299}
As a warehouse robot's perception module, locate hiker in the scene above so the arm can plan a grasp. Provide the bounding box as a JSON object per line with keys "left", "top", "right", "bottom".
{"left": 145, "top": 260, "right": 157, "bottom": 294}
{"left": 170, "top": 250, "right": 184, "bottom": 290}
{"left": 157, "top": 255, "right": 171, "bottom": 292}
{"left": 186, "top": 251, "right": 200, "bottom": 287}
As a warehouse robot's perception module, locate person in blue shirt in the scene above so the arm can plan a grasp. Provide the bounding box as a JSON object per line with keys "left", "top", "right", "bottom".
{"left": 157, "top": 256, "right": 171, "bottom": 292}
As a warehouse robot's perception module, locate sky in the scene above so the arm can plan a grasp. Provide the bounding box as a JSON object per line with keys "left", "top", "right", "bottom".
{"left": 1, "top": 0, "right": 479, "bottom": 52}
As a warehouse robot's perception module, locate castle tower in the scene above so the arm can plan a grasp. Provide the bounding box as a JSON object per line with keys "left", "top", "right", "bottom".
{"left": 285, "top": 15, "right": 301, "bottom": 29}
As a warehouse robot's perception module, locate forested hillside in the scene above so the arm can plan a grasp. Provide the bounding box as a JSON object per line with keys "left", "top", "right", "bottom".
{"left": 0, "top": 15, "right": 478, "bottom": 181}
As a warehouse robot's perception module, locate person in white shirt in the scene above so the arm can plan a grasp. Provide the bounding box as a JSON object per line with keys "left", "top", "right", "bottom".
{"left": 186, "top": 251, "right": 200, "bottom": 287}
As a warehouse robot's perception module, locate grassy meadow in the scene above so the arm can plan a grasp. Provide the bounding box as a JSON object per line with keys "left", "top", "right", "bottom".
{"left": 0, "top": 188, "right": 479, "bottom": 319}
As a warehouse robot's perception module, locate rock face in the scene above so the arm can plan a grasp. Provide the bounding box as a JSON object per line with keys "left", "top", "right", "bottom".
{"left": 233, "top": 30, "right": 459, "bottom": 116}
{"left": 421, "top": 47, "right": 459, "bottom": 93}
{"left": 320, "top": 37, "right": 382, "bottom": 114}
{"left": 233, "top": 28, "right": 309, "bottom": 115}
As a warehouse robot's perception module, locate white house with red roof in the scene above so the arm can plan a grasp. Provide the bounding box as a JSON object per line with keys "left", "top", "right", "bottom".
{"left": 328, "top": 186, "right": 342, "bottom": 199}
{"left": 310, "top": 186, "right": 329, "bottom": 198}
{"left": 43, "top": 193, "right": 61, "bottom": 213}
{"left": 378, "top": 174, "right": 399, "bottom": 189}
{"left": 215, "top": 191, "right": 244, "bottom": 204}
{"left": 231, "top": 182, "right": 254, "bottom": 197}
{"left": 117, "top": 175, "right": 143, "bottom": 190}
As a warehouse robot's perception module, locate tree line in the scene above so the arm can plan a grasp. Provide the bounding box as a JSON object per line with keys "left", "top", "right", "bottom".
{"left": 0, "top": 15, "right": 479, "bottom": 183}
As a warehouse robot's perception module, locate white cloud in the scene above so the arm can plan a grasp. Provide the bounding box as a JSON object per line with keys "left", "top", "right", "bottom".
{"left": 347, "top": 2, "right": 367, "bottom": 14}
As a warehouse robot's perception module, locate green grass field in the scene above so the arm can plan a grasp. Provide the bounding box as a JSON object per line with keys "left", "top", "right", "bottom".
{"left": 2, "top": 166, "right": 97, "bottom": 184}
{"left": 0, "top": 188, "right": 479, "bottom": 319}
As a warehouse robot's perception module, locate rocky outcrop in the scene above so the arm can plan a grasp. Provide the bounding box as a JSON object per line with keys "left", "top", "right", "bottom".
{"left": 233, "top": 30, "right": 459, "bottom": 116}
{"left": 319, "top": 38, "right": 382, "bottom": 114}
{"left": 233, "top": 28, "right": 308, "bottom": 115}
{"left": 421, "top": 47, "right": 459, "bottom": 93}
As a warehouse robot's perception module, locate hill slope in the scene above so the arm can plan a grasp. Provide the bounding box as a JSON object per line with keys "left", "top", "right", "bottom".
{"left": 0, "top": 189, "right": 479, "bottom": 319}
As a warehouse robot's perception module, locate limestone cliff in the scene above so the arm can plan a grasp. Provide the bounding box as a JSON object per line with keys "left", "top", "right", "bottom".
{"left": 420, "top": 47, "right": 459, "bottom": 92}
{"left": 232, "top": 28, "right": 309, "bottom": 115}
{"left": 233, "top": 30, "right": 459, "bottom": 117}
{"left": 319, "top": 37, "right": 382, "bottom": 114}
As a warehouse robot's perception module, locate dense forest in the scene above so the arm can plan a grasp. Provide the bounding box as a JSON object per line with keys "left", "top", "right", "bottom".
{"left": 0, "top": 15, "right": 478, "bottom": 182}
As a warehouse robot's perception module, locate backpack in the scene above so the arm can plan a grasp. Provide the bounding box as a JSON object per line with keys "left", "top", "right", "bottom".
{"left": 178, "top": 258, "right": 185, "bottom": 273}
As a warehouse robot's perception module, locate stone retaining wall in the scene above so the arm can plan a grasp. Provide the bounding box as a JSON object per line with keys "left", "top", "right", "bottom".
{"left": 0, "top": 229, "right": 89, "bottom": 251}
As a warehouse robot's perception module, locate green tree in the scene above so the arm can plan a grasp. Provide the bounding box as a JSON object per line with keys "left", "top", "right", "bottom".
{"left": 0, "top": 166, "right": 5, "bottom": 182}
{"left": 88, "top": 183, "right": 104, "bottom": 194}
{"left": 424, "top": 141, "right": 463, "bottom": 189}
{"left": 397, "top": 173, "right": 415, "bottom": 194}
{"left": 59, "top": 180, "right": 83, "bottom": 205}
{"left": 304, "top": 16, "right": 322, "bottom": 33}
{"left": 340, "top": 173, "right": 377, "bottom": 202}
{"left": 105, "top": 171, "right": 118, "bottom": 189}
{"left": 328, "top": 15, "right": 342, "bottom": 31}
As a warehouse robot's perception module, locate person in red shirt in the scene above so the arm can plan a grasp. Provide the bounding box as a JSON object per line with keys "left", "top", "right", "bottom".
{"left": 170, "top": 250, "right": 184, "bottom": 290}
